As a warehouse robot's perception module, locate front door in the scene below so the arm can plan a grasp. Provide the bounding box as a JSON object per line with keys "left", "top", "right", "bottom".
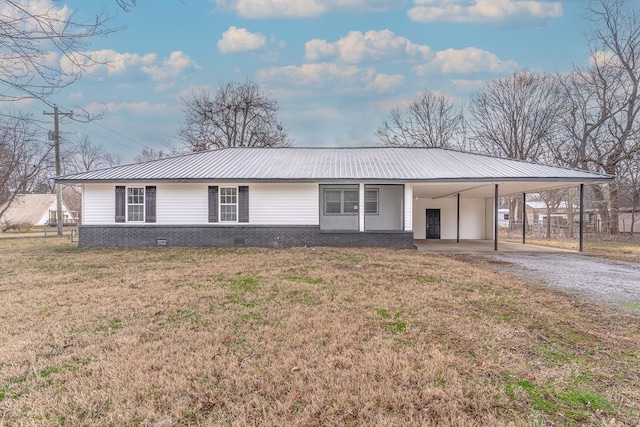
{"left": 426, "top": 209, "right": 441, "bottom": 239}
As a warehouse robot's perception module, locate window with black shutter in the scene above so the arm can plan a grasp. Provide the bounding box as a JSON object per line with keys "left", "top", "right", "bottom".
{"left": 115, "top": 186, "right": 125, "bottom": 223}
{"left": 208, "top": 186, "right": 219, "bottom": 223}
{"left": 145, "top": 186, "right": 156, "bottom": 223}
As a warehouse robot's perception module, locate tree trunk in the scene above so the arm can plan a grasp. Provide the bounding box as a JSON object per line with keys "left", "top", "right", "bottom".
{"left": 608, "top": 176, "right": 620, "bottom": 234}
{"left": 592, "top": 185, "right": 610, "bottom": 233}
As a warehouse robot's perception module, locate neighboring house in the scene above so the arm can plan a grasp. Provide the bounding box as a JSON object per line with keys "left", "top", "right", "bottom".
{"left": 0, "top": 194, "right": 77, "bottom": 229}
{"left": 586, "top": 207, "right": 640, "bottom": 233}
{"left": 55, "top": 147, "right": 613, "bottom": 248}
{"left": 618, "top": 208, "right": 640, "bottom": 233}
{"left": 525, "top": 201, "right": 573, "bottom": 226}
{"left": 497, "top": 209, "right": 510, "bottom": 227}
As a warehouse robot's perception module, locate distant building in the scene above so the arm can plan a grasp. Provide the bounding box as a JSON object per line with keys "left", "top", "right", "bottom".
{"left": 0, "top": 194, "right": 78, "bottom": 229}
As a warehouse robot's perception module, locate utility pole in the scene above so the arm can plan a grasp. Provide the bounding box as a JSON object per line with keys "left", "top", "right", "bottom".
{"left": 44, "top": 105, "right": 72, "bottom": 237}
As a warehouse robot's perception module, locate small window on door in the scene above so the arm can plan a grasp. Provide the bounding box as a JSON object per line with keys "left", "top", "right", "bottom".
{"left": 364, "top": 189, "right": 378, "bottom": 214}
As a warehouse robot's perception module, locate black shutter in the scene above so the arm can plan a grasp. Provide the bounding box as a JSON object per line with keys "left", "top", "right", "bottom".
{"left": 145, "top": 186, "right": 156, "bottom": 223}
{"left": 208, "top": 186, "right": 218, "bottom": 223}
{"left": 238, "top": 186, "right": 249, "bottom": 223}
{"left": 115, "top": 186, "right": 125, "bottom": 223}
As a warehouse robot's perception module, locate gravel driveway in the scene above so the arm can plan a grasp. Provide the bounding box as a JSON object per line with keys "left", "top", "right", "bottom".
{"left": 470, "top": 252, "right": 640, "bottom": 313}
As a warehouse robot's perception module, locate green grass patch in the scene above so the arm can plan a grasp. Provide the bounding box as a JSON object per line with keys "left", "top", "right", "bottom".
{"left": 417, "top": 275, "right": 438, "bottom": 283}
{"left": 621, "top": 301, "right": 640, "bottom": 310}
{"left": 375, "top": 308, "right": 391, "bottom": 319}
{"left": 94, "top": 318, "right": 123, "bottom": 334}
{"left": 504, "top": 376, "right": 613, "bottom": 423}
{"left": 283, "top": 275, "right": 325, "bottom": 285}
{"left": 385, "top": 320, "right": 407, "bottom": 333}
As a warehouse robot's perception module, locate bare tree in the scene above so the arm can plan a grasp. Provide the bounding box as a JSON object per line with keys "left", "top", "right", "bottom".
{"left": 554, "top": 0, "right": 640, "bottom": 233}
{"left": 470, "top": 70, "right": 565, "bottom": 162}
{"left": 179, "top": 81, "right": 291, "bottom": 151}
{"left": 133, "top": 147, "right": 173, "bottom": 163}
{"left": 0, "top": 113, "right": 51, "bottom": 219}
{"left": 619, "top": 154, "right": 640, "bottom": 234}
{"left": 68, "top": 136, "right": 104, "bottom": 173}
{"left": 0, "top": 1, "right": 132, "bottom": 103}
{"left": 376, "top": 90, "right": 465, "bottom": 148}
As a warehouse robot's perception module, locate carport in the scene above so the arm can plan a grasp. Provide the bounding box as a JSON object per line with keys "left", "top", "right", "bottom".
{"left": 410, "top": 177, "right": 611, "bottom": 252}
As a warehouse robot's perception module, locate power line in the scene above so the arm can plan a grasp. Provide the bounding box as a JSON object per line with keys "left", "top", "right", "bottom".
{"left": 69, "top": 120, "right": 153, "bottom": 152}
{"left": 43, "top": 105, "right": 72, "bottom": 237}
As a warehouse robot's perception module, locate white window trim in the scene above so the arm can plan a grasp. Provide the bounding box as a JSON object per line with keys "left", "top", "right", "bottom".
{"left": 323, "top": 188, "right": 359, "bottom": 215}
{"left": 219, "top": 186, "right": 238, "bottom": 223}
{"left": 126, "top": 186, "right": 145, "bottom": 223}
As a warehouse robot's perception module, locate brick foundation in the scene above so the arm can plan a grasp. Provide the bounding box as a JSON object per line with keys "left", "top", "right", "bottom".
{"left": 78, "top": 225, "right": 415, "bottom": 249}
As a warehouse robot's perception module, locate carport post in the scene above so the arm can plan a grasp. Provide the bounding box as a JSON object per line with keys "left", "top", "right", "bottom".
{"left": 579, "top": 184, "right": 584, "bottom": 252}
{"left": 494, "top": 184, "right": 499, "bottom": 251}
{"left": 522, "top": 193, "right": 526, "bottom": 245}
{"left": 456, "top": 193, "right": 460, "bottom": 243}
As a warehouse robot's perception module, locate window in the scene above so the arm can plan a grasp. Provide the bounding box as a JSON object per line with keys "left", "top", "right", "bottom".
{"left": 220, "top": 187, "right": 238, "bottom": 222}
{"left": 127, "top": 187, "right": 144, "bottom": 222}
{"left": 324, "top": 188, "right": 359, "bottom": 215}
{"left": 325, "top": 190, "right": 342, "bottom": 214}
{"left": 365, "top": 189, "right": 378, "bottom": 214}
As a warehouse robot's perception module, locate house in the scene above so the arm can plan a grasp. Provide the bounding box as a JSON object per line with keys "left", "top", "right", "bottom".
{"left": 524, "top": 201, "right": 573, "bottom": 226}
{"left": 54, "top": 147, "right": 613, "bottom": 249}
{"left": 0, "top": 194, "right": 78, "bottom": 229}
{"left": 497, "top": 209, "right": 510, "bottom": 227}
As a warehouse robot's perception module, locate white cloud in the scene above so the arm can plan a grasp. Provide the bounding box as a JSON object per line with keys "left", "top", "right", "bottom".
{"left": 141, "top": 51, "right": 200, "bottom": 82}
{"left": 258, "top": 62, "right": 403, "bottom": 92}
{"left": 218, "top": 26, "right": 267, "bottom": 53}
{"left": 60, "top": 50, "right": 199, "bottom": 89}
{"left": 0, "top": 0, "right": 70, "bottom": 31}
{"left": 408, "top": 0, "right": 563, "bottom": 24}
{"left": 211, "top": 0, "right": 403, "bottom": 18}
{"left": 306, "top": 30, "right": 431, "bottom": 63}
{"left": 60, "top": 49, "right": 157, "bottom": 76}
{"left": 214, "top": 0, "right": 325, "bottom": 18}
{"left": 371, "top": 74, "right": 405, "bottom": 92}
{"left": 589, "top": 50, "right": 617, "bottom": 67}
{"left": 414, "top": 47, "right": 517, "bottom": 75}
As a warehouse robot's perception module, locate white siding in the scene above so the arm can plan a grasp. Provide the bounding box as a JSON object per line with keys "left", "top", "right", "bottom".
{"left": 157, "top": 183, "right": 209, "bottom": 224}
{"left": 413, "top": 196, "right": 486, "bottom": 239}
{"left": 83, "top": 184, "right": 116, "bottom": 224}
{"left": 404, "top": 184, "right": 413, "bottom": 231}
{"left": 485, "top": 198, "right": 495, "bottom": 239}
{"left": 250, "top": 183, "right": 318, "bottom": 225}
{"left": 84, "top": 182, "right": 319, "bottom": 225}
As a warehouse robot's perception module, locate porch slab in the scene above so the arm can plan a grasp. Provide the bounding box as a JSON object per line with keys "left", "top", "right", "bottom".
{"left": 414, "top": 239, "right": 577, "bottom": 253}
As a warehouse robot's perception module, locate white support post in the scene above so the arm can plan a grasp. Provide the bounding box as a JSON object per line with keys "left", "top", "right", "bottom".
{"left": 359, "top": 183, "right": 365, "bottom": 231}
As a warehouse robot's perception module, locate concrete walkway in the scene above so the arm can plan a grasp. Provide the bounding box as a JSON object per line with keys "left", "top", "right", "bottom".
{"left": 415, "top": 239, "right": 577, "bottom": 253}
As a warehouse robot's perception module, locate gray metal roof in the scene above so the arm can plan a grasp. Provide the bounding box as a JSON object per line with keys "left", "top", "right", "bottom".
{"left": 55, "top": 147, "right": 614, "bottom": 184}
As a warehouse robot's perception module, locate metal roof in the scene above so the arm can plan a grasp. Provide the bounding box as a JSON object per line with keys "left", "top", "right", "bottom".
{"left": 0, "top": 194, "right": 57, "bottom": 225}
{"left": 55, "top": 147, "right": 614, "bottom": 184}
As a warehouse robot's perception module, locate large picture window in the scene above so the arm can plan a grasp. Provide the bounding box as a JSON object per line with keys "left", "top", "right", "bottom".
{"left": 127, "top": 187, "right": 145, "bottom": 222}
{"left": 220, "top": 187, "right": 238, "bottom": 222}
{"left": 324, "top": 188, "right": 359, "bottom": 215}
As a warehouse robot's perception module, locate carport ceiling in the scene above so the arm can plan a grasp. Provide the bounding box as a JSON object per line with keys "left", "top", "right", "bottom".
{"left": 412, "top": 181, "right": 589, "bottom": 200}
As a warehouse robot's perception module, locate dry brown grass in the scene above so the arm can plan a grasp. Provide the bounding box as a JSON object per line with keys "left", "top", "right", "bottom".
{"left": 506, "top": 238, "right": 640, "bottom": 263}
{"left": 1, "top": 238, "right": 639, "bottom": 426}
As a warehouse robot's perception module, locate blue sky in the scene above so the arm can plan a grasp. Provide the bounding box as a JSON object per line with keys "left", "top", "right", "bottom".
{"left": 12, "top": 0, "right": 592, "bottom": 161}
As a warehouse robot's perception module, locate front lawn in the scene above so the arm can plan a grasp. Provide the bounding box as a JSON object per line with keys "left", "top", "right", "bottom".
{"left": 0, "top": 238, "right": 638, "bottom": 425}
